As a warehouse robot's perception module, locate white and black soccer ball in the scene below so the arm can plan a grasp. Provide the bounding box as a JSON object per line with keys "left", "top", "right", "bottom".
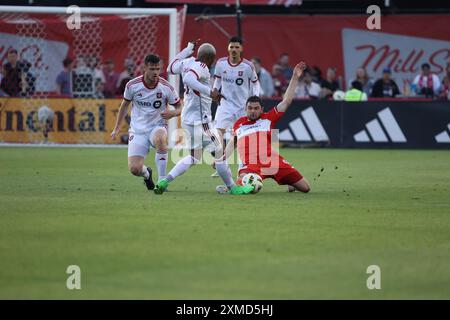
{"left": 37, "top": 105, "right": 54, "bottom": 123}
{"left": 332, "top": 90, "right": 345, "bottom": 101}
{"left": 242, "top": 173, "right": 263, "bottom": 194}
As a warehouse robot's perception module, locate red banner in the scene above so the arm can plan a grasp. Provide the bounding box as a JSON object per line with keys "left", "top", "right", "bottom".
{"left": 145, "top": 0, "right": 303, "bottom": 5}
{"left": 184, "top": 14, "right": 450, "bottom": 89}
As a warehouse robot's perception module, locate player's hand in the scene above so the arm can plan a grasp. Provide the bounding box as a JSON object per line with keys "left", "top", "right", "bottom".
{"left": 161, "top": 110, "right": 177, "bottom": 120}
{"left": 189, "top": 38, "right": 201, "bottom": 51}
{"left": 111, "top": 127, "right": 120, "bottom": 140}
{"left": 293, "top": 61, "right": 307, "bottom": 79}
{"left": 211, "top": 89, "right": 226, "bottom": 104}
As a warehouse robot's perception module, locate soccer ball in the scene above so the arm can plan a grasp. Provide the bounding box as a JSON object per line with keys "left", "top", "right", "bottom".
{"left": 333, "top": 90, "right": 345, "bottom": 101}
{"left": 37, "top": 105, "right": 54, "bottom": 123}
{"left": 242, "top": 173, "right": 263, "bottom": 194}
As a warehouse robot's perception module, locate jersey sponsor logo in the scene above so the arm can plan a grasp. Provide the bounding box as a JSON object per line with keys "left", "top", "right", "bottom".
{"left": 136, "top": 92, "right": 142, "bottom": 97}
{"left": 222, "top": 77, "right": 235, "bottom": 84}
{"left": 129, "top": 134, "right": 134, "bottom": 142}
{"left": 235, "top": 78, "right": 244, "bottom": 86}
{"left": 153, "top": 100, "right": 162, "bottom": 109}
{"left": 236, "top": 119, "right": 271, "bottom": 139}
{"left": 136, "top": 100, "right": 153, "bottom": 107}
{"left": 353, "top": 107, "right": 406, "bottom": 143}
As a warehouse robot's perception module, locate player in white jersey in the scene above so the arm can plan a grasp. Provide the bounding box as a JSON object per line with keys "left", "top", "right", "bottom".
{"left": 111, "top": 54, "right": 181, "bottom": 191}
{"left": 153, "top": 41, "right": 253, "bottom": 195}
{"left": 211, "top": 36, "right": 261, "bottom": 176}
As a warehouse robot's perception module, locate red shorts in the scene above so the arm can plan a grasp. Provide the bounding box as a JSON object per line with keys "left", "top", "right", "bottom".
{"left": 238, "top": 156, "right": 303, "bottom": 186}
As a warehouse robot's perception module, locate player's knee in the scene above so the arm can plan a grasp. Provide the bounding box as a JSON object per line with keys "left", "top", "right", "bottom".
{"left": 300, "top": 180, "right": 311, "bottom": 193}
{"left": 153, "top": 135, "right": 167, "bottom": 149}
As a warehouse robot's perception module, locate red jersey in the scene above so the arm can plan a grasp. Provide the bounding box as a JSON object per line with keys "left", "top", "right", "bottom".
{"left": 232, "top": 107, "right": 284, "bottom": 167}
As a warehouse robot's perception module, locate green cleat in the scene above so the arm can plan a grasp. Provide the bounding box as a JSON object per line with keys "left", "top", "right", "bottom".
{"left": 154, "top": 178, "right": 169, "bottom": 195}
{"left": 229, "top": 184, "right": 254, "bottom": 195}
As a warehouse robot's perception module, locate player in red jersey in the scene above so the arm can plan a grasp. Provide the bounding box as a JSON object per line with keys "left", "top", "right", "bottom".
{"left": 221, "top": 61, "right": 311, "bottom": 193}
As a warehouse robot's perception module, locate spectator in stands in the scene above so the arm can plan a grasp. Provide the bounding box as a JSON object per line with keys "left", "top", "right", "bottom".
{"left": 438, "top": 71, "right": 450, "bottom": 101}
{"left": 56, "top": 57, "right": 74, "bottom": 96}
{"left": 320, "top": 67, "right": 340, "bottom": 99}
{"left": 371, "top": 67, "right": 400, "bottom": 98}
{"left": 89, "top": 55, "right": 105, "bottom": 84}
{"left": 1, "top": 49, "right": 22, "bottom": 96}
{"left": 344, "top": 80, "right": 368, "bottom": 101}
{"left": 310, "top": 66, "right": 323, "bottom": 84}
{"left": 117, "top": 58, "right": 135, "bottom": 95}
{"left": 272, "top": 63, "right": 288, "bottom": 97}
{"left": 352, "top": 67, "right": 374, "bottom": 96}
{"left": 295, "top": 68, "right": 321, "bottom": 99}
{"left": 412, "top": 63, "right": 441, "bottom": 98}
{"left": 92, "top": 78, "right": 105, "bottom": 99}
{"left": 0, "top": 69, "right": 5, "bottom": 96}
{"left": 252, "top": 56, "right": 274, "bottom": 97}
{"left": 275, "top": 53, "right": 293, "bottom": 81}
{"left": 102, "top": 59, "right": 119, "bottom": 98}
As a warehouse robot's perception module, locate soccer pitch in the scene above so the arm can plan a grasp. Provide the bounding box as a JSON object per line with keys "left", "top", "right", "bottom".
{"left": 0, "top": 147, "right": 449, "bottom": 299}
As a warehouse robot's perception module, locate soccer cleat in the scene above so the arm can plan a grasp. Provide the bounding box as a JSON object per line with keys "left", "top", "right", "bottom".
{"left": 144, "top": 167, "right": 155, "bottom": 190}
{"left": 215, "top": 185, "right": 229, "bottom": 194}
{"left": 153, "top": 178, "right": 169, "bottom": 195}
{"left": 229, "top": 184, "right": 254, "bottom": 195}
{"left": 211, "top": 171, "right": 220, "bottom": 178}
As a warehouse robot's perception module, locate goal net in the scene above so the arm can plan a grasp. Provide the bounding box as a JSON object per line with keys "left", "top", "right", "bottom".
{"left": 0, "top": 6, "right": 186, "bottom": 145}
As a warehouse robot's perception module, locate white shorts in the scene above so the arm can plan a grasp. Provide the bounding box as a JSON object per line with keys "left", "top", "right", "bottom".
{"left": 215, "top": 106, "right": 246, "bottom": 130}
{"left": 128, "top": 126, "right": 167, "bottom": 158}
{"left": 182, "top": 122, "right": 221, "bottom": 150}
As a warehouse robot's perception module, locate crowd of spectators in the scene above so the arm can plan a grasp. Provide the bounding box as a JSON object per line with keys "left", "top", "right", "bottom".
{"left": 1, "top": 48, "right": 449, "bottom": 101}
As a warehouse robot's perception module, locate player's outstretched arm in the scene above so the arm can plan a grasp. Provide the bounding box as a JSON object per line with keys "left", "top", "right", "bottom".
{"left": 111, "top": 99, "right": 130, "bottom": 139}
{"left": 276, "top": 61, "right": 306, "bottom": 113}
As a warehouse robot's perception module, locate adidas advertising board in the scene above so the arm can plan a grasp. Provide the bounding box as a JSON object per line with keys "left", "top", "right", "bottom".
{"left": 246, "top": 99, "right": 450, "bottom": 149}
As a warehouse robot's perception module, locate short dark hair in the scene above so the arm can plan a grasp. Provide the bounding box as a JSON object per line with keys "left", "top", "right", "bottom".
{"left": 421, "top": 63, "right": 430, "bottom": 70}
{"left": 8, "top": 48, "right": 18, "bottom": 55}
{"left": 144, "top": 54, "right": 160, "bottom": 65}
{"left": 63, "top": 58, "right": 73, "bottom": 68}
{"left": 229, "top": 36, "right": 242, "bottom": 44}
{"left": 351, "top": 80, "right": 363, "bottom": 91}
{"left": 246, "top": 95, "right": 262, "bottom": 106}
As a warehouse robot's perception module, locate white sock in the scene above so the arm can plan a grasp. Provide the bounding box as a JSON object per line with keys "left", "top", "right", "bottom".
{"left": 215, "top": 160, "right": 235, "bottom": 189}
{"left": 155, "top": 151, "right": 168, "bottom": 180}
{"left": 142, "top": 165, "right": 150, "bottom": 179}
{"left": 166, "top": 155, "right": 199, "bottom": 182}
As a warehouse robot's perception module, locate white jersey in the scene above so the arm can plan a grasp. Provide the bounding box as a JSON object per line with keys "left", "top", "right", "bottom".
{"left": 123, "top": 75, "right": 180, "bottom": 134}
{"left": 213, "top": 57, "right": 259, "bottom": 113}
{"left": 180, "top": 57, "right": 213, "bottom": 125}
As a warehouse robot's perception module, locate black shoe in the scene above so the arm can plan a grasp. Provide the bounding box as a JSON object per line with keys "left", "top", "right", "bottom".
{"left": 144, "top": 167, "right": 155, "bottom": 190}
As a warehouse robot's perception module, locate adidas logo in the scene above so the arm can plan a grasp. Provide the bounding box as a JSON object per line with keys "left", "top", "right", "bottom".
{"left": 279, "top": 107, "right": 329, "bottom": 142}
{"left": 435, "top": 123, "right": 450, "bottom": 143}
{"left": 354, "top": 108, "right": 406, "bottom": 143}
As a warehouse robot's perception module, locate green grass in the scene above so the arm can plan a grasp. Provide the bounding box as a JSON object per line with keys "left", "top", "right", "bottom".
{"left": 0, "top": 147, "right": 449, "bottom": 299}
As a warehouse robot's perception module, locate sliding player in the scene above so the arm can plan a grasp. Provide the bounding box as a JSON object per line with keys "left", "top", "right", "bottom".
{"left": 219, "top": 61, "right": 311, "bottom": 193}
